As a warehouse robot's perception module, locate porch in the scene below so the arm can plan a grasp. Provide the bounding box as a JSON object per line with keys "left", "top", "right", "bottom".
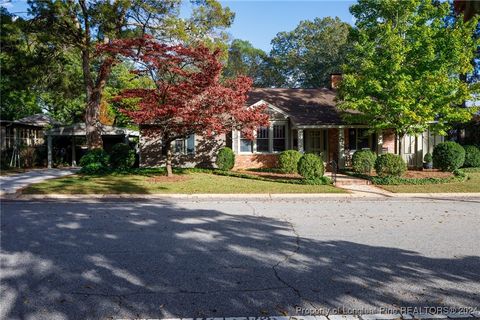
{"left": 232, "top": 125, "right": 393, "bottom": 170}
{"left": 293, "top": 126, "right": 387, "bottom": 169}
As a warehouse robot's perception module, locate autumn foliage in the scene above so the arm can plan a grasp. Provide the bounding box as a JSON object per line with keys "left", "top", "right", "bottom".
{"left": 99, "top": 36, "right": 268, "bottom": 175}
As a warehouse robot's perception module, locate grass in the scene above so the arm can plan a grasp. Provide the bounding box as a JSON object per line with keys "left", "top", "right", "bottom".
{"left": 23, "top": 171, "right": 344, "bottom": 194}
{"left": 379, "top": 172, "right": 480, "bottom": 193}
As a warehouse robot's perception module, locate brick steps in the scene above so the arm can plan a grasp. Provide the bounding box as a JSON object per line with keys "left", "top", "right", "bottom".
{"left": 333, "top": 173, "right": 371, "bottom": 186}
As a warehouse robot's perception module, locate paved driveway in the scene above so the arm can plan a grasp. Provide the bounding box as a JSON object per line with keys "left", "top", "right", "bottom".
{"left": 1, "top": 198, "right": 479, "bottom": 319}
{"left": 0, "top": 168, "right": 78, "bottom": 195}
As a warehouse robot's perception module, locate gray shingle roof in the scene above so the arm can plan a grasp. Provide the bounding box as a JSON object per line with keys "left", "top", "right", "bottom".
{"left": 247, "top": 88, "right": 353, "bottom": 126}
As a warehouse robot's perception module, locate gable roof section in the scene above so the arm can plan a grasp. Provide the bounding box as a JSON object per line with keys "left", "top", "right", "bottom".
{"left": 247, "top": 88, "right": 350, "bottom": 126}
{"left": 16, "top": 114, "right": 61, "bottom": 127}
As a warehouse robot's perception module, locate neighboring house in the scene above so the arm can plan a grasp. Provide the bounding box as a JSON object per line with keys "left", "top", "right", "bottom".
{"left": 139, "top": 76, "right": 445, "bottom": 169}
{"left": 0, "top": 114, "right": 59, "bottom": 150}
{"left": 45, "top": 123, "right": 139, "bottom": 167}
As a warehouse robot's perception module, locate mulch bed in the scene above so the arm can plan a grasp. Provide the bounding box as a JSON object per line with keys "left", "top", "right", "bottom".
{"left": 146, "top": 175, "right": 191, "bottom": 183}
{"left": 362, "top": 169, "right": 453, "bottom": 179}
{"left": 403, "top": 170, "right": 453, "bottom": 179}
{"left": 235, "top": 170, "right": 302, "bottom": 181}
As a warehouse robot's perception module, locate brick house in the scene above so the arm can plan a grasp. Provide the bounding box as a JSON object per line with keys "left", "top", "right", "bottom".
{"left": 139, "top": 75, "right": 444, "bottom": 169}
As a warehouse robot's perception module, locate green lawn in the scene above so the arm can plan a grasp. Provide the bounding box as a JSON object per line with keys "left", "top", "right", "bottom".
{"left": 379, "top": 172, "right": 480, "bottom": 193}
{"left": 23, "top": 172, "right": 344, "bottom": 194}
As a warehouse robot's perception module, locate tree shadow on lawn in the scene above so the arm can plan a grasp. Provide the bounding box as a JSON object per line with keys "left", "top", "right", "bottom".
{"left": 1, "top": 200, "right": 479, "bottom": 319}
{"left": 24, "top": 176, "right": 159, "bottom": 194}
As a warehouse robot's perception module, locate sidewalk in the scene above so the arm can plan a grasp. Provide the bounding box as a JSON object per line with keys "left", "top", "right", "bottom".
{"left": 0, "top": 168, "right": 78, "bottom": 196}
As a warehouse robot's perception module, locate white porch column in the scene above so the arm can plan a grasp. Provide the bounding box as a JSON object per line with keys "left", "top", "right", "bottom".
{"left": 338, "top": 128, "right": 345, "bottom": 169}
{"left": 297, "top": 129, "right": 304, "bottom": 153}
{"left": 376, "top": 130, "right": 383, "bottom": 155}
{"left": 71, "top": 136, "right": 77, "bottom": 167}
{"left": 47, "top": 135, "right": 52, "bottom": 169}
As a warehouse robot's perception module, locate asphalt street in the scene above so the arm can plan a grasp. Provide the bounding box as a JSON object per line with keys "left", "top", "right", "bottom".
{"left": 1, "top": 198, "right": 479, "bottom": 319}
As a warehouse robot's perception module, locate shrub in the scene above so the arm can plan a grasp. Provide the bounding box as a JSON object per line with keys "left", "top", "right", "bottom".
{"left": 423, "top": 152, "right": 433, "bottom": 163}
{"left": 433, "top": 141, "right": 465, "bottom": 171}
{"left": 278, "top": 150, "right": 302, "bottom": 173}
{"left": 297, "top": 153, "right": 325, "bottom": 180}
{"left": 374, "top": 153, "right": 406, "bottom": 177}
{"left": 352, "top": 150, "right": 377, "bottom": 174}
{"left": 463, "top": 145, "right": 480, "bottom": 168}
{"left": 109, "top": 143, "right": 136, "bottom": 169}
{"left": 216, "top": 147, "right": 235, "bottom": 171}
{"left": 80, "top": 162, "right": 111, "bottom": 175}
{"left": 79, "top": 148, "right": 110, "bottom": 174}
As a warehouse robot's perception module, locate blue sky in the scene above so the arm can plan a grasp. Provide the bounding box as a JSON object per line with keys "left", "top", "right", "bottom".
{"left": 2, "top": 0, "right": 355, "bottom": 52}
{"left": 220, "top": 1, "right": 355, "bottom": 52}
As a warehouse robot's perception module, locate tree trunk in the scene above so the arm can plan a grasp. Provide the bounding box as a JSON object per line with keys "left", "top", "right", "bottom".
{"left": 84, "top": 59, "right": 115, "bottom": 149}
{"left": 85, "top": 91, "right": 103, "bottom": 149}
{"left": 162, "top": 141, "right": 173, "bottom": 177}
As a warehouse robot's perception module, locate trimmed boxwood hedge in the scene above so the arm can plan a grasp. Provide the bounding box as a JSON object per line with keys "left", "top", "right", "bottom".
{"left": 374, "top": 153, "right": 407, "bottom": 177}
{"left": 278, "top": 150, "right": 302, "bottom": 173}
{"left": 433, "top": 141, "right": 465, "bottom": 171}
{"left": 352, "top": 150, "right": 377, "bottom": 174}
{"left": 297, "top": 153, "right": 325, "bottom": 180}
{"left": 216, "top": 147, "right": 235, "bottom": 171}
{"left": 463, "top": 145, "right": 480, "bottom": 168}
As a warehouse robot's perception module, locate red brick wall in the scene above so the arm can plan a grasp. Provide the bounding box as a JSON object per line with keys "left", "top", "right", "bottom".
{"left": 382, "top": 129, "right": 396, "bottom": 154}
{"left": 234, "top": 154, "right": 279, "bottom": 169}
{"left": 327, "top": 128, "right": 339, "bottom": 162}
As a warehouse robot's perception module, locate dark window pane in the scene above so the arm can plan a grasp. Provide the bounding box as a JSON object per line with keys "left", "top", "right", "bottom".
{"left": 174, "top": 139, "right": 184, "bottom": 153}
{"left": 257, "top": 127, "right": 269, "bottom": 138}
{"left": 186, "top": 135, "right": 195, "bottom": 154}
{"left": 348, "top": 129, "right": 357, "bottom": 150}
{"left": 370, "top": 132, "right": 377, "bottom": 151}
{"left": 257, "top": 139, "right": 269, "bottom": 152}
{"left": 273, "top": 125, "right": 285, "bottom": 138}
{"left": 358, "top": 129, "right": 369, "bottom": 149}
{"left": 256, "top": 126, "right": 269, "bottom": 152}
{"left": 273, "top": 125, "right": 285, "bottom": 151}
{"left": 273, "top": 139, "right": 286, "bottom": 151}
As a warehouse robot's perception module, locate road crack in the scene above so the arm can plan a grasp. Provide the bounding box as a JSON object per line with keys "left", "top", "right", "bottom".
{"left": 272, "top": 218, "right": 317, "bottom": 309}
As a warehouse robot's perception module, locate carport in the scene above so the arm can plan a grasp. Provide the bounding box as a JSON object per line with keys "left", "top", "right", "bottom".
{"left": 45, "top": 123, "right": 139, "bottom": 168}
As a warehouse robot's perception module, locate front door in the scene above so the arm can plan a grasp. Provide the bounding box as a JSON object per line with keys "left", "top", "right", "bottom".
{"left": 305, "top": 129, "right": 328, "bottom": 161}
{"left": 401, "top": 134, "right": 419, "bottom": 167}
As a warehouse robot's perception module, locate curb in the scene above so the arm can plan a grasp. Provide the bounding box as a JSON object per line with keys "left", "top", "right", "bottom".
{"left": 114, "top": 312, "right": 480, "bottom": 320}
{"left": 3, "top": 192, "right": 480, "bottom": 201}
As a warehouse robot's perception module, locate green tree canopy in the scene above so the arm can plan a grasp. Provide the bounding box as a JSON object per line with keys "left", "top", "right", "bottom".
{"left": 1, "top": 8, "right": 42, "bottom": 120}
{"left": 26, "top": 0, "right": 234, "bottom": 148}
{"left": 0, "top": 8, "right": 84, "bottom": 122}
{"left": 222, "top": 39, "right": 281, "bottom": 87}
{"left": 269, "top": 17, "right": 351, "bottom": 88}
{"left": 338, "top": 0, "right": 479, "bottom": 145}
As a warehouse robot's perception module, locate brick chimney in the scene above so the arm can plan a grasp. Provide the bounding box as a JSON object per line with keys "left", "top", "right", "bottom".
{"left": 330, "top": 73, "right": 342, "bottom": 90}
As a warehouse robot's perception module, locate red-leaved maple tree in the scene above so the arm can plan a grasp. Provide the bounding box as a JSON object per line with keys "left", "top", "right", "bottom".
{"left": 100, "top": 36, "right": 268, "bottom": 176}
